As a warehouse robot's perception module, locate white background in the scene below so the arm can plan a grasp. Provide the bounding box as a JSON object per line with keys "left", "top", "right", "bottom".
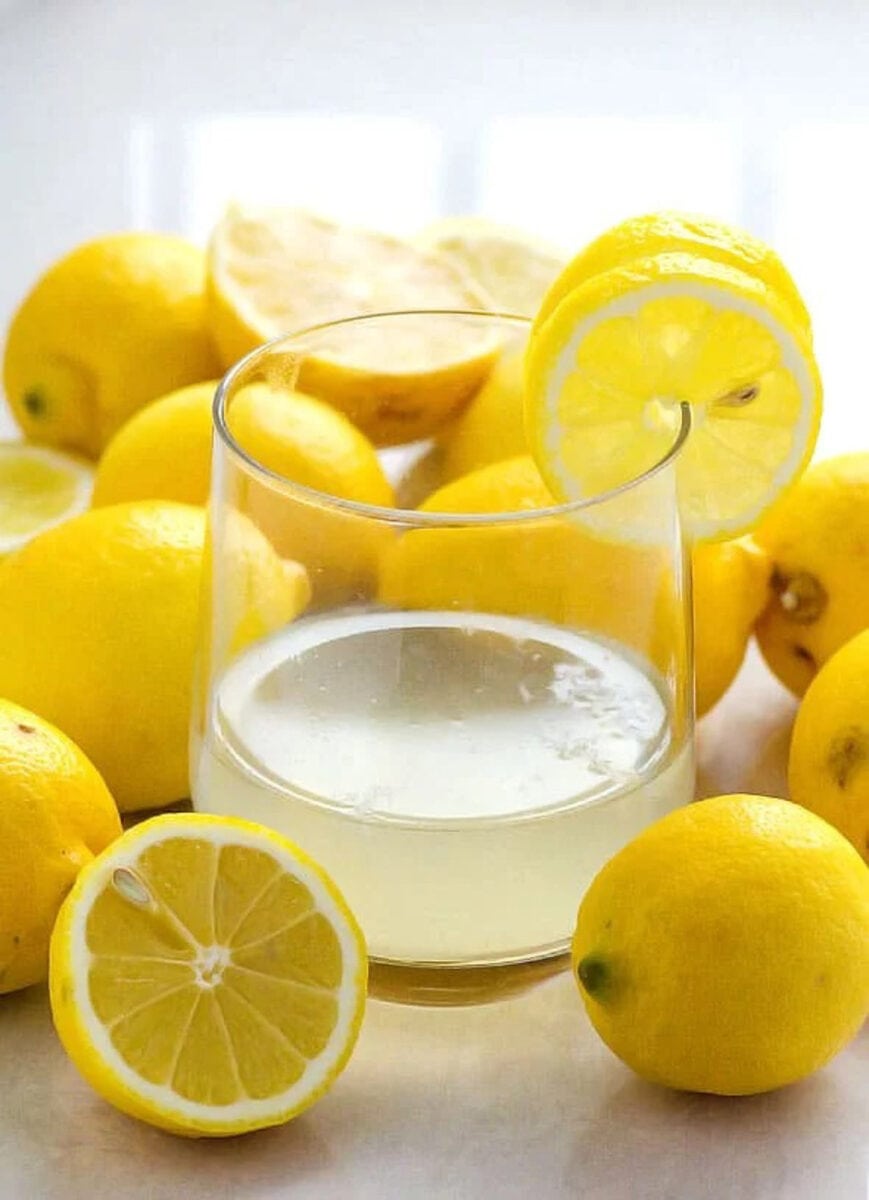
{"left": 3, "top": 0, "right": 869, "bottom": 451}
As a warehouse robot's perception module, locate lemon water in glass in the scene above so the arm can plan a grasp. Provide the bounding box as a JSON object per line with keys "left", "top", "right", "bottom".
{"left": 192, "top": 312, "right": 695, "bottom": 1004}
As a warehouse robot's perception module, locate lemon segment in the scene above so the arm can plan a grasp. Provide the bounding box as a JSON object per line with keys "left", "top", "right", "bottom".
{"left": 49, "top": 813, "right": 367, "bottom": 1137}
{"left": 207, "top": 207, "right": 499, "bottom": 445}
{"left": 534, "top": 210, "right": 811, "bottom": 336}
{"left": 0, "top": 442, "right": 93, "bottom": 553}
{"left": 525, "top": 253, "right": 822, "bottom": 542}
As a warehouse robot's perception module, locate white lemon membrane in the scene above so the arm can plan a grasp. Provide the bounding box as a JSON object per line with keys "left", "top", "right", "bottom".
{"left": 66, "top": 819, "right": 364, "bottom": 1127}
{"left": 195, "top": 608, "right": 694, "bottom": 965}
{"left": 540, "top": 280, "right": 816, "bottom": 542}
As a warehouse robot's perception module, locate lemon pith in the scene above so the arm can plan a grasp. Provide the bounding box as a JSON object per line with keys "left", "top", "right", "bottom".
{"left": 50, "top": 813, "right": 367, "bottom": 1137}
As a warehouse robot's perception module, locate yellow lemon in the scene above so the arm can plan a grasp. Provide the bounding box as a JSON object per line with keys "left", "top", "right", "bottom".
{"left": 0, "top": 442, "right": 93, "bottom": 554}
{"left": 92, "top": 381, "right": 219, "bottom": 507}
{"left": 207, "top": 207, "right": 497, "bottom": 445}
{"left": 535, "top": 210, "right": 811, "bottom": 336}
{"left": 0, "top": 502, "right": 308, "bottom": 813}
{"left": 0, "top": 698, "right": 121, "bottom": 994}
{"left": 4, "top": 233, "right": 220, "bottom": 457}
{"left": 526, "top": 253, "right": 821, "bottom": 543}
{"left": 50, "top": 812, "right": 367, "bottom": 1137}
{"left": 378, "top": 456, "right": 680, "bottom": 673}
{"left": 93, "top": 380, "right": 393, "bottom": 607}
{"left": 417, "top": 215, "right": 565, "bottom": 316}
{"left": 439, "top": 340, "right": 528, "bottom": 482}
{"left": 789, "top": 629, "right": 869, "bottom": 860}
{"left": 693, "top": 537, "right": 771, "bottom": 715}
{"left": 573, "top": 794, "right": 869, "bottom": 1095}
{"left": 754, "top": 453, "right": 869, "bottom": 696}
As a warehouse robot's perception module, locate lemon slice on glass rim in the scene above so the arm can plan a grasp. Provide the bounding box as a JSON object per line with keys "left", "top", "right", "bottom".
{"left": 0, "top": 442, "right": 93, "bottom": 554}
{"left": 49, "top": 813, "right": 367, "bottom": 1137}
{"left": 525, "top": 253, "right": 822, "bottom": 542}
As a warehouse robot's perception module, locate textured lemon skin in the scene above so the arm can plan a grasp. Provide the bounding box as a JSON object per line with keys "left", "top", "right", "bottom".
{"left": 789, "top": 629, "right": 869, "bottom": 861}
{"left": 4, "top": 234, "right": 220, "bottom": 457}
{"left": 534, "top": 210, "right": 811, "bottom": 336}
{"left": 92, "top": 381, "right": 220, "bottom": 507}
{"left": 754, "top": 453, "right": 869, "bottom": 696}
{"left": 0, "top": 699, "right": 120, "bottom": 993}
{"left": 572, "top": 794, "right": 869, "bottom": 1096}
{"left": 0, "top": 502, "right": 307, "bottom": 812}
{"left": 693, "top": 538, "right": 771, "bottom": 715}
{"left": 49, "top": 813, "right": 367, "bottom": 1137}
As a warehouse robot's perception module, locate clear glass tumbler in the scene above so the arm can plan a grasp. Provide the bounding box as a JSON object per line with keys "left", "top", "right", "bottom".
{"left": 191, "top": 311, "right": 695, "bottom": 1005}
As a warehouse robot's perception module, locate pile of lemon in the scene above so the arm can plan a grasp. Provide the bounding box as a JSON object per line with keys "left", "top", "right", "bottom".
{"left": 0, "top": 208, "right": 866, "bottom": 1137}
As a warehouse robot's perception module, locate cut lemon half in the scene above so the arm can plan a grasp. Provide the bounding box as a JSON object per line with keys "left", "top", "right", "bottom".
{"left": 49, "top": 813, "right": 367, "bottom": 1137}
{"left": 208, "top": 207, "right": 499, "bottom": 445}
{"left": 0, "top": 442, "right": 93, "bottom": 554}
{"left": 525, "top": 253, "right": 822, "bottom": 542}
{"left": 417, "top": 216, "right": 565, "bottom": 318}
{"left": 534, "top": 210, "right": 811, "bottom": 338}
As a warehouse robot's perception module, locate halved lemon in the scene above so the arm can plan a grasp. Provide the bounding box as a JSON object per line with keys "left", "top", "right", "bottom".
{"left": 525, "top": 253, "right": 822, "bottom": 542}
{"left": 207, "top": 207, "right": 499, "bottom": 445}
{"left": 417, "top": 215, "right": 565, "bottom": 318}
{"left": 49, "top": 813, "right": 367, "bottom": 1137}
{"left": 0, "top": 442, "right": 93, "bottom": 554}
{"left": 533, "top": 210, "right": 811, "bottom": 337}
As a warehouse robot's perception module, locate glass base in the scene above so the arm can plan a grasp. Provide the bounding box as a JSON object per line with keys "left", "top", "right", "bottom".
{"left": 367, "top": 946, "right": 571, "bottom": 1006}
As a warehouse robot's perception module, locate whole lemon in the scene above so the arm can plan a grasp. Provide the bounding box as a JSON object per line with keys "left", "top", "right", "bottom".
{"left": 439, "top": 342, "right": 527, "bottom": 483}
{"left": 378, "top": 456, "right": 683, "bottom": 678}
{"left": 789, "top": 629, "right": 869, "bottom": 861}
{"left": 3, "top": 233, "right": 220, "bottom": 457}
{"left": 573, "top": 794, "right": 869, "bottom": 1095}
{"left": 92, "top": 380, "right": 219, "bottom": 507}
{"left": 94, "top": 380, "right": 395, "bottom": 606}
{"left": 754, "top": 453, "right": 869, "bottom": 696}
{"left": 693, "top": 537, "right": 771, "bottom": 715}
{"left": 0, "top": 698, "right": 121, "bottom": 993}
{"left": 0, "top": 502, "right": 308, "bottom": 812}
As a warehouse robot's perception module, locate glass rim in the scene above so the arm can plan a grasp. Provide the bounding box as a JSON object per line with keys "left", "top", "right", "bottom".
{"left": 213, "top": 309, "right": 691, "bottom": 528}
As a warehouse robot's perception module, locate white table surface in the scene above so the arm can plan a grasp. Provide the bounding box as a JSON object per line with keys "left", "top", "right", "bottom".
{"left": 0, "top": 648, "right": 866, "bottom": 1200}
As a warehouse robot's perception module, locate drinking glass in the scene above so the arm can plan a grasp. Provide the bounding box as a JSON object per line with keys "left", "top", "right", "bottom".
{"left": 191, "top": 311, "right": 695, "bottom": 1005}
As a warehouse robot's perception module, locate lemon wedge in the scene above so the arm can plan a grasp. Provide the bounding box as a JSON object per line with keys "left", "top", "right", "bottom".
{"left": 0, "top": 442, "right": 92, "bottom": 554}
{"left": 49, "top": 813, "right": 367, "bottom": 1137}
{"left": 525, "top": 253, "right": 822, "bottom": 542}
{"left": 417, "top": 215, "right": 565, "bottom": 317}
{"left": 207, "top": 207, "right": 498, "bottom": 445}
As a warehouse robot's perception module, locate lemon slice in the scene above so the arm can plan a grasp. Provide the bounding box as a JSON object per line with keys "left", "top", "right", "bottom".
{"left": 534, "top": 210, "right": 811, "bottom": 337}
{"left": 525, "top": 253, "right": 822, "bottom": 542}
{"left": 417, "top": 216, "right": 565, "bottom": 317}
{"left": 49, "top": 813, "right": 367, "bottom": 1137}
{"left": 0, "top": 442, "right": 93, "bottom": 554}
{"left": 208, "top": 207, "right": 499, "bottom": 445}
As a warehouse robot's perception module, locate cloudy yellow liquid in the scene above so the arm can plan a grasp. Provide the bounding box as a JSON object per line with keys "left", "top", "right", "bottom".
{"left": 193, "top": 609, "right": 694, "bottom": 966}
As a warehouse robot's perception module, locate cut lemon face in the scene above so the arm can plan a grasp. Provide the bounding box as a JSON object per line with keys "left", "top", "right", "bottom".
{"left": 525, "top": 253, "right": 822, "bottom": 542}
{"left": 208, "top": 207, "right": 499, "bottom": 445}
{"left": 417, "top": 215, "right": 565, "bottom": 317}
{"left": 49, "top": 813, "right": 367, "bottom": 1137}
{"left": 0, "top": 442, "right": 93, "bottom": 554}
{"left": 534, "top": 210, "right": 811, "bottom": 337}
